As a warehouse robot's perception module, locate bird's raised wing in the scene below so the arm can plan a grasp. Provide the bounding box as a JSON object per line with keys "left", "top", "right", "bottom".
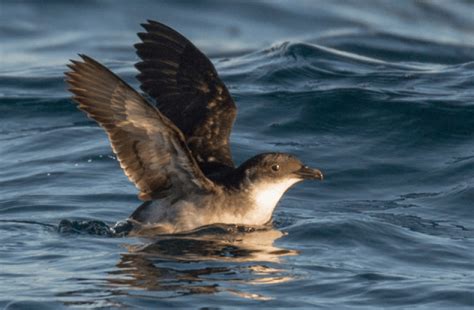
{"left": 66, "top": 55, "right": 215, "bottom": 201}
{"left": 134, "top": 20, "right": 237, "bottom": 176}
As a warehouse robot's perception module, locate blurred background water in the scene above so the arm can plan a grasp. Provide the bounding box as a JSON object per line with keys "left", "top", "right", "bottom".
{"left": 1, "top": 0, "right": 474, "bottom": 308}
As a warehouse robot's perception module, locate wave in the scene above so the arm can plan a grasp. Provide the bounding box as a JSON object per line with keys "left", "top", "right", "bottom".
{"left": 1, "top": 3, "right": 474, "bottom": 307}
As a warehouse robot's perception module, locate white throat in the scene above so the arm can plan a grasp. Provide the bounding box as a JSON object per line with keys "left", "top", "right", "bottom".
{"left": 248, "top": 178, "right": 301, "bottom": 225}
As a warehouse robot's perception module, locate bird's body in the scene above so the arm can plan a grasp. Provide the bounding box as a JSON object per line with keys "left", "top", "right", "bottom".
{"left": 129, "top": 173, "right": 301, "bottom": 234}
{"left": 66, "top": 20, "right": 323, "bottom": 235}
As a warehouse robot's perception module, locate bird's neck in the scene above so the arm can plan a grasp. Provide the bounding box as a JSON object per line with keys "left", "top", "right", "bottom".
{"left": 240, "top": 178, "right": 301, "bottom": 225}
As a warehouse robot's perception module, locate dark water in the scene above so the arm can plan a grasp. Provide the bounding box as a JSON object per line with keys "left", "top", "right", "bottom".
{"left": 1, "top": 0, "right": 474, "bottom": 308}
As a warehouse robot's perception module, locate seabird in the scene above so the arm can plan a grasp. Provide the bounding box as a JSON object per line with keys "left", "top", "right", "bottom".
{"left": 65, "top": 20, "right": 323, "bottom": 234}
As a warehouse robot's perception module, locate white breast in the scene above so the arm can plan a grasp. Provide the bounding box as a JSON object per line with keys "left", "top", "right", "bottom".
{"left": 249, "top": 178, "right": 301, "bottom": 225}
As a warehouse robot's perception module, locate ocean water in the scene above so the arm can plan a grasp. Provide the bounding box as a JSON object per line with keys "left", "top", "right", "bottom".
{"left": 1, "top": 0, "right": 474, "bottom": 308}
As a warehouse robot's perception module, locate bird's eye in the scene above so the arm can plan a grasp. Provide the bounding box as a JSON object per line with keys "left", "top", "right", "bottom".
{"left": 271, "top": 164, "right": 280, "bottom": 172}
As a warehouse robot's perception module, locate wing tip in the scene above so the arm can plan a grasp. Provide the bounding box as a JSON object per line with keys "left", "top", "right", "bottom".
{"left": 133, "top": 42, "right": 144, "bottom": 50}
{"left": 66, "top": 55, "right": 95, "bottom": 74}
{"left": 140, "top": 19, "right": 177, "bottom": 36}
{"left": 146, "top": 19, "right": 159, "bottom": 25}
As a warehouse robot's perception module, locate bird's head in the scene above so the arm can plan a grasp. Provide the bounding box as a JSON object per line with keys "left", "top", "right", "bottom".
{"left": 235, "top": 153, "right": 323, "bottom": 224}
{"left": 239, "top": 153, "right": 323, "bottom": 185}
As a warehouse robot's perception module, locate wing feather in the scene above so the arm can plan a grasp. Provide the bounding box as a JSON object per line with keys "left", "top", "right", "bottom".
{"left": 65, "top": 55, "right": 215, "bottom": 201}
{"left": 134, "top": 20, "right": 237, "bottom": 176}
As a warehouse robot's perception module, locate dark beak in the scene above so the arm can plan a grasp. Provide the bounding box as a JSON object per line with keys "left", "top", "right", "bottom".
{"left": 295, "top": 166, "right": 323, "bottom": 180}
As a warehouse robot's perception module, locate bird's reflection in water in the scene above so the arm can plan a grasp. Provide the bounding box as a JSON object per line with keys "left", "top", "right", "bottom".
{"left": 108, "top": 225, "right": 298, "bottom": 300}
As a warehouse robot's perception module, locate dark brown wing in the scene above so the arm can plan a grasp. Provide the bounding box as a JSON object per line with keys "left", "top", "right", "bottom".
{"left": 65, "top": 55, "right": 215, "bottom": 201}
{"left": 134, "top": 20, "right": 237, "bottom": 176}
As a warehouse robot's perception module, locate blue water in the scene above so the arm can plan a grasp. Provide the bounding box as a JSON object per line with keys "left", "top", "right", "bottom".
{"left": 1, "top": 0, "right": 474, "bottom": 308}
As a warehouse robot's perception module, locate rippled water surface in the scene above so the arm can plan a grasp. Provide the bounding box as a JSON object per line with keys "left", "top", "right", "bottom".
{"left": 1, "top": 0, "right": 474, "bottom": 308}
